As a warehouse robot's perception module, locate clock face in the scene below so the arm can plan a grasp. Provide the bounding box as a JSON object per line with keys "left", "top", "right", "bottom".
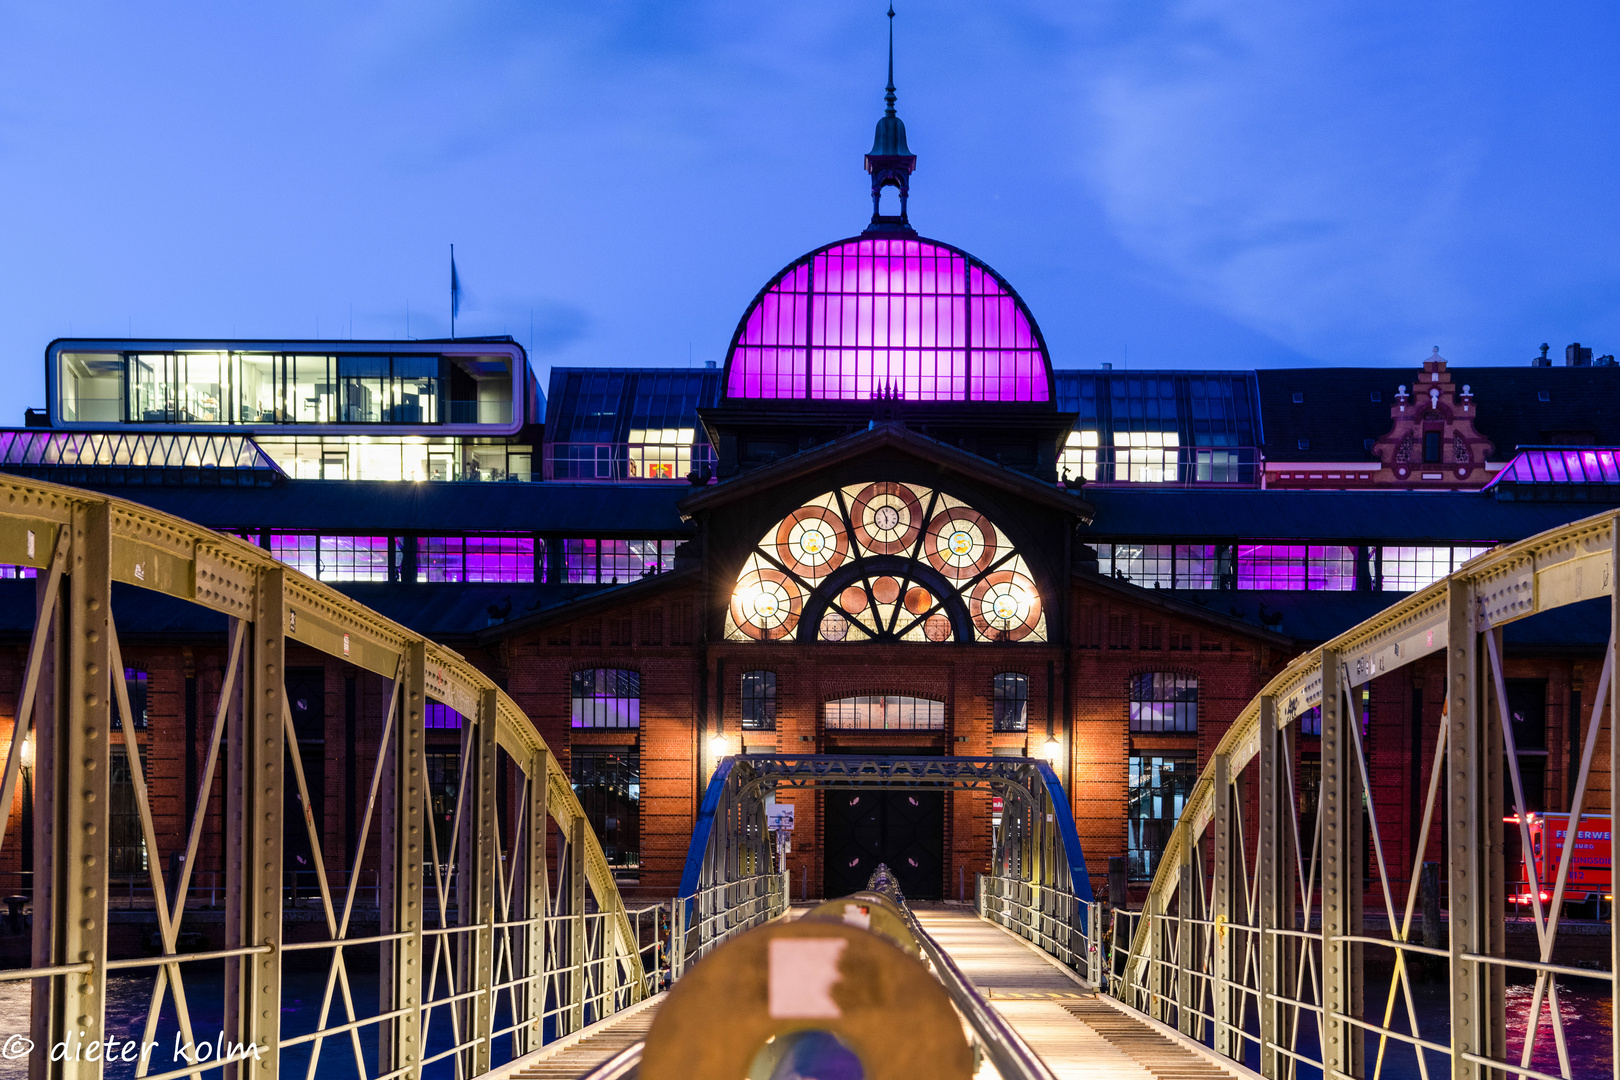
{"left": 874, "top": 505, "right": 900, "bottom": 531}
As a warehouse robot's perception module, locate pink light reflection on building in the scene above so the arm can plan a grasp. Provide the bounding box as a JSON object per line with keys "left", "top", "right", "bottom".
{"left": 726, "top": 238, "right": 1049, "bottom": 402}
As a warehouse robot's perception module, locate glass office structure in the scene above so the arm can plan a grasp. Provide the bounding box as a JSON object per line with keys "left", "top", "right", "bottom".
{"left": 49, "top": 339, "right": 538, "bottom": 482}
{"left": 51, "top": 340, "right": 532, "bottom": 433}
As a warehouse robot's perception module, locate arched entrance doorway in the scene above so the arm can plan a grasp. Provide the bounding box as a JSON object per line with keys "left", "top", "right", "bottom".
{"left": 821, "top": 695, "right": 945, "bottom": 899}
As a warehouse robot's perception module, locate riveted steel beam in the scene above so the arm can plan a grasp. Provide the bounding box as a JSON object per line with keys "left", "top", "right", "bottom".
{"left": 48, "top": 502, "right": 112, "bottom": 1080}
{"left": 1446, "top": 578, "right": 1507, "bottom": 1080}
{"left": 386, "top": 642, "right": 427, "bottom": 1080}
{"left": 243, "top": 567, "right": 286, "bottom": 1080}
{"left": 1211, "top": 752, "right": 1235, "bottom": 1060}
{"left": 522, "top": 747, "right": 550, "bottom": 1055}
{"left": 1320, "top": 646, "right": 1363, "bottom": 1080}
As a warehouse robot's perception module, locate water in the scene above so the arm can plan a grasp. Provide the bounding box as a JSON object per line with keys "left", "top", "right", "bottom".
{"left": 1211, "top": 953, "right": 1613, "bottom": 1080}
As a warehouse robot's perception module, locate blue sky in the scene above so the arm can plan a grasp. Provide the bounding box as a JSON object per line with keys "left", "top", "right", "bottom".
{"left": 2, "top": 1, "right": 1618, "bottom": 420}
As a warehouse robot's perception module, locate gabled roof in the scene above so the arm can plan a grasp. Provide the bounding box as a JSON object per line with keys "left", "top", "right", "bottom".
{"left": 677, "top": 421, "right": 1094, "bottom": 523}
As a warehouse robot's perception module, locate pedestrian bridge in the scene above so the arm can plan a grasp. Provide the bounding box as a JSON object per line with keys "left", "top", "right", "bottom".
{"left": 3, "top": 476, "right": 1619, "bottom": 1079}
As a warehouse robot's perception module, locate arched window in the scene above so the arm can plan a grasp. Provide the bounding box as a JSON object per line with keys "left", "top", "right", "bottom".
{"left": 825, "top": 695, "right": 943, "bottom": 731}
{"left": 571, "top": 669, "right": 640, "bottom": 729}
{"left": 1129, "top": 673, "right": 1197, "bottom": 733}
{"left": 992, "top": 673, "right": 1028, "bottom": 732}
{"left": 725, "top": 482, "right": 1045, "bottom": 644}
{"left": 741, "top": 671, "right": 778, "bottom": 730}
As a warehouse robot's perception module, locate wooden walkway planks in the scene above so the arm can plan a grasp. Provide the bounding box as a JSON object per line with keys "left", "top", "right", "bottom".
{"left": 503, "top": 1001, "right": 658, "bottom": 1080}
{"left": 916, "top": 908, "right": 1240, "bottom": 1080}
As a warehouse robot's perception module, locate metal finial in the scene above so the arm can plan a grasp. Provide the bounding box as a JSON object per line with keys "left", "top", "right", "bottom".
{"left": 885, "top": 4, "right": 897, "bottom": 117}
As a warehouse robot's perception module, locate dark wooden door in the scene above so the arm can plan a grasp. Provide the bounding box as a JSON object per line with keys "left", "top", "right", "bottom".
{"left": 823, "top": 788, "right": 944, "bottom": 900}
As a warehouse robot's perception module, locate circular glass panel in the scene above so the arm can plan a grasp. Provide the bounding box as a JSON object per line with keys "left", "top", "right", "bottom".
{"left": 969, "top": 570, "right": 1042, "bottom": 642}
{"left": 772, "top": 505, "right": 848, "bottom": 579}
{"left": 728, "top": 568, "right": 802, "bottom": 641}
{"left": 925, "top": 508, "right": 997, "bottom": 579}
{"left": 850, "top": 482, "right": 923, "bottom": 555}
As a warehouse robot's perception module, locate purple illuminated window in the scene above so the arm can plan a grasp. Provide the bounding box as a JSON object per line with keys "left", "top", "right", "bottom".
{"left": 1236, "top": 544, "right": 1355, "bottom": 591}
{"left": 564, "top": 539, "right": 677, "bottom": 584}
{"left": 571, "top": 669, "right": 640, "bottom": 729}
{"left": 425, "top": 702, "right": 465, "bottom": 729}
{"left": 422, "top": 535, "right": 538, "bottom": 583}
{"left": 269, "top": 533, "right": 392, "bottom": 582}
{"left": 0, "top": 565, "right": 38, "bottom": 579}
{"left": 269, "top": 533, "right": 318, "bottom": 578}
{"left": 725, "top": 238, "right": 1050, "bottom": 402}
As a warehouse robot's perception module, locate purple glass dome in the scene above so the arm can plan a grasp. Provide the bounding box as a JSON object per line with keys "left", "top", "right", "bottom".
{"left": 723, "top": 236, "right": 1052, "bottom": 402}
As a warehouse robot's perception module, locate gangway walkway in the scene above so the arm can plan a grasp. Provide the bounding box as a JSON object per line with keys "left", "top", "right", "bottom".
{"left": 916, "top": 908, "right": 1241, "bottom": 1080}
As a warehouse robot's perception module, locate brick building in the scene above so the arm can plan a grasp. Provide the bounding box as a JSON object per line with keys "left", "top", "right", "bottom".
{"left": 3, "top": 80, "right": 1620, "bottom": 907}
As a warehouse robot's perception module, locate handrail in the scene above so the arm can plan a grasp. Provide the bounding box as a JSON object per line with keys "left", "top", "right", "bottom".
{"left": 1123, "top": 505, "right": 1619, "bottom": 980}
{"left": 0, "top": 474, "right": 650, "bottom": 1073}
{"left": 901, "top": 905, "right": 1061, "bottom": 1080}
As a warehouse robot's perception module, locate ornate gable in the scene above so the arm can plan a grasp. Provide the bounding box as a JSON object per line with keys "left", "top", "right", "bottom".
{"left": 1371, "top": 348, "right": 1494, "bottom": 486}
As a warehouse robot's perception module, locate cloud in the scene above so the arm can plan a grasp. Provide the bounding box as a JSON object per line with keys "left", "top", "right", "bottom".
{"left": 1080, "top": 0, "right": 1493, "bottom": 361}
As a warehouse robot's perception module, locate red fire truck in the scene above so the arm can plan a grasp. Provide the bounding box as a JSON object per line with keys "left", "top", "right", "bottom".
{"left": 1508, "top": 813, "right": 1612, "bottom": 917}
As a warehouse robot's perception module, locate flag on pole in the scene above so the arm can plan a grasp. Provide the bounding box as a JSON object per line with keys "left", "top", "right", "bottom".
{"left": 450, "top": 245, "right": 461, "bottom": 338}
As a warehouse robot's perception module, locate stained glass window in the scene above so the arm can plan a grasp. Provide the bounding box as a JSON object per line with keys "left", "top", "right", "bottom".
{"left": 724, "top": 482, "right": 1046, "bottom": 644}
{"left": 725, "top": 238, "right": 1050, "bottom": 402}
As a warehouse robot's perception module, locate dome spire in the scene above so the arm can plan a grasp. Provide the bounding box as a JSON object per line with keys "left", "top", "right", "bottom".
{"left": 864, "top": 2, "right": 917, "bottom": 234}
{"left": 885, "top": 3, "right": 897, "bottom": 118}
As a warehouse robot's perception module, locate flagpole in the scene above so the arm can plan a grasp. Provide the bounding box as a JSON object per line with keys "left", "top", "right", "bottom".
{"left": 450, "top": 244, "right": 456, "bottom": 340}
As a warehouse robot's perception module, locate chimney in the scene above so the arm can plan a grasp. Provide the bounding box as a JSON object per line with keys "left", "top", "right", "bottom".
{"left": 1566, "top": 342, "right": 1593, "bottom": 367}
{"left": 1531, "top": 343, "right": 1551, "bottom": 367}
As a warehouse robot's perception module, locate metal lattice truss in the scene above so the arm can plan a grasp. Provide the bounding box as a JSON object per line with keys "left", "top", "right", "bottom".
{"left": 1104, "top": 509, "right": 1620, "bottom": 1080}
{"left": 0, "top": 476, "right": 648, "bottom": 1080}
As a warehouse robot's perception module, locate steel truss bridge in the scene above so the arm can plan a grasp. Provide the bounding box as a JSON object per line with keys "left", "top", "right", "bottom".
{"left": 0, "top": 477, "right": 659, "bottom": 1080}
{"left": 6, "top": 473, "right": 1620, "bottom": 1079}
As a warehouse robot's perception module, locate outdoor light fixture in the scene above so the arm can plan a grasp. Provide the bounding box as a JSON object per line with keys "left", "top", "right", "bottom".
{"left": 20, "top": 733, "right": 33, "bottom": 769}
{"left": 708, "top": 733, "right": 728, "bottom": 757}
{"left": 1043, "top": 734, "right": 1061, "bottom": 763}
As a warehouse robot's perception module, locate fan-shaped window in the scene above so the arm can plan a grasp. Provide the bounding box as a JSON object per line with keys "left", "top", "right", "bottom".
{"left": 992, "top": 673, "right": 1028, "bottom": 732}
{"left": 725, "top": 482, "right": 1046, "bottom": 644}
{"left": 1129, "top": 673, "right": 1197, "bottom": 733}
{"left": 741, "top": 671, "right": 778, "bottom": 730}
{"left": 571, "top": 669, "right": 640, "bottom": 729}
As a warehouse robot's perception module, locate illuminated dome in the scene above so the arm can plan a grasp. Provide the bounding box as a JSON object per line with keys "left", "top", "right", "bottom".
{"left": 723, "top": 236, "right": 1053, "bottom": 403}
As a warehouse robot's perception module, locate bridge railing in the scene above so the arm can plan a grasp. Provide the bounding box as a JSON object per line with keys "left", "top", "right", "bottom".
{"left": 1103, "top": 507, "right": 1620, "bottom": 1080}
{"left": 0, "top": 476, "right": 648, "bottom": 1079}
{"left": 978, "top": 875, "right": 1102, "bottom": 987}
